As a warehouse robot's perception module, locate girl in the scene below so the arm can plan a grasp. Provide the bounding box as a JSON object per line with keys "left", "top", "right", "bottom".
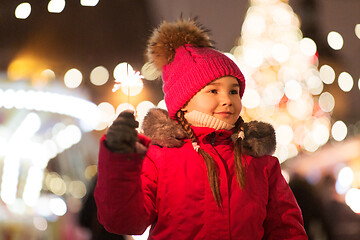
{"left": 94, "top": 19, "right": 307, "bottom": 240}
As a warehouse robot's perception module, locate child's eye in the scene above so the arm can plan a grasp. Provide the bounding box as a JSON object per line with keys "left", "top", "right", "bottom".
{"left": 230, "top": 89, "right": 239, "bottom": 94}
{"left": 209, "top": 89, "right": 218, "bottom": 94}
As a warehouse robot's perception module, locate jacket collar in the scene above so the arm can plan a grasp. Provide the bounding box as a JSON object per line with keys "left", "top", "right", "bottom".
{"left": 142, "top": 108, "right": 276, "bottom": 157}
{"left": 191, "top": 126, "right": 234, "bottom": 142}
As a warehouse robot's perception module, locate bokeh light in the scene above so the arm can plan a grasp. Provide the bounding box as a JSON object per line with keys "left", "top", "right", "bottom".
{"left": 319, "top": 65, "right": 335, "bottom": 84}
{"left": 355, "top": 24, "right": 360, "bottom": 39}
{"left": 319, "top": 92, "right": 335, "bottom": 112}
{"left": 242, "top": 88, "right": 261, "bottom": 108}
{"left": 115, "top": 103, "right": 136, "bottom": 117}
{"left": 331, "top": 121, "right": 347, "bottom": 141}
{"left": 338, "top": 72, "right": 354, "bottom": 92}
{"left": 15, "top": 2, "right": 31, "bottom": 19}
{"left": 68, "top": 181, "right": 87, "bottom": 199}
{"left": 272, "top": 44, "right": 290, "bottom": 63}
{"left": 136, "top": 101, "right": 155, "bottom": 126}
{"left": 345, "top": 188, "right": 360, "bottom": 213}
{"left": 97, "top": 102, "right": 115, "bottom": 127}
{"left": 141, "top": 62, "right": 161, "bottom": 81}
{"left": 284, "top": 80, "right": 302, "bottom": 100}
{"left": 327, "top": 31, "right": 344, "bottom": 50}
{"left": 48, "top": 0, "right": 66, "bottom": 13}
{"left": 300, "top": 37, "right": 317, "bottom": 56}
{"left": 276, "top": 125, "right": 294, "bottom": 145}
{"left": 64, "top": 68, "right": 83, "bottom": 88}
{"left": 33, "top": 216, "right": 48, "bottom": 231}
{"left": 157, "top": 99, "right": 167, "bottom": 110}
{"left": 49, "top": 197, "right": 67, "bottom": 216}
{"left": 90, "top": 66, "right": 109, "bottom": 86}
{"left": 336, "top": 166, "right": 353, "bottom": 194}
{"left": 40, "top": 69, "right": 56, "bottom": 82}
{"left": 80, "top": 0, "right": 99, "bottom": 7}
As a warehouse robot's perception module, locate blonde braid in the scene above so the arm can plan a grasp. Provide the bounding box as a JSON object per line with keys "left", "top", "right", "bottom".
{"left": 176, "top": 111, "right": 222, "bottom": 206}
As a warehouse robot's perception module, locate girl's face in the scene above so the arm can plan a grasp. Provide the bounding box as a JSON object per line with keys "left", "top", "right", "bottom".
{"left": 182, "top": 76, "right": 242, "bottom": 125}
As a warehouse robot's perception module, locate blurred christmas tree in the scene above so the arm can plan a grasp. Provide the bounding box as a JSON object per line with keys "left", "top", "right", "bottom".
{"left": 231, "top": 0, "right": 333, "bottom": 163}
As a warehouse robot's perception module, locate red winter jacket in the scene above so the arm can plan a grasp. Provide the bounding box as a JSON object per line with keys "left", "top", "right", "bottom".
{"left": 95, "top": 117, "right": 307, "bottom": 240}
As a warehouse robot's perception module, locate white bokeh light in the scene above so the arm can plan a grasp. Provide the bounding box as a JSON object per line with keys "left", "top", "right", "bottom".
{"left": 331, "top": 121, "right": 347, "bottom": 141}
{"left": 355, "top": 24, "right": 360, "bottom": 39}
{"left": 327, "top": 31, "right": 344, "bottom": 50}
{"left": 80, "top": 0, "right": 99, "bottom": 6}
{"left": 116, "top": 103, "right": 136, "bottom": 117}
{"left": 242, "top": 88, "right": 261, "bottom": 109}
{"left": 338, "top": 72, "right": 354, "bottom": 92}
{"left": 345, "top": 188, "right": 360, "bottom": 214}
{"left": 284, "top": 80, "right": 302, "bottom": 100}
{"left": 300, "top": 38, "right": 317, "bottom": 56}
{"left": 276, "top": 125, "right": 294, "bottom": 145}
{"left": 49, "top": 197, "right": 67, "bottom": 216}
{"left": 319, "top": 65, "right": 335, "bottom": 84}
{"left": 15, "top": 2, "right": 31, "bottom": 19}
{"left": 319, "top": 92, "right": 335, "bottom": 112}
{"left": 336, "top": 166, "right": 353, "bottom": 194}
{"left": 272, "top": 44, "right": 290, "bottom": 63}
{"left": 48, "top": 0, "right": 66, "bottom": 13}
{"left": 64, "top": 68, "right": 83, "bottom": 88}
{"left": 90, "top": 66, "right": 109, "bottom": 86}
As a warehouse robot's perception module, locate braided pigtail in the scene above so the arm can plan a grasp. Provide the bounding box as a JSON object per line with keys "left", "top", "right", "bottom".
{"left": 176, "top": 111, "right": 222, "bottom": 206}
{"left": 233, "top": 116, "right": 246, "bottom": 189}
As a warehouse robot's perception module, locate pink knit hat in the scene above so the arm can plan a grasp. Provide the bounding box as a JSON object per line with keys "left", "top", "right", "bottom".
{"left": 147, "top": 19, "right": 245, "bottom": 119}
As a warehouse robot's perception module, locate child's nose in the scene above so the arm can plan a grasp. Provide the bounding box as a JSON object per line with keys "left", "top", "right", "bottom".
{"left": 220, "top": 93, "right": 232, "bottom": 106}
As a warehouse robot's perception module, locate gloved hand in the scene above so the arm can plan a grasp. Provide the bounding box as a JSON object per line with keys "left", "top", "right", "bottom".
{"left": 105, "top": 110, "right": 139, "bottom": 153}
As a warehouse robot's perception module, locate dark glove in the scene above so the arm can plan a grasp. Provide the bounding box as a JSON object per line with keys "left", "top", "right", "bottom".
{"left": 105, "top": 110, "right": 139, "bottom": 153}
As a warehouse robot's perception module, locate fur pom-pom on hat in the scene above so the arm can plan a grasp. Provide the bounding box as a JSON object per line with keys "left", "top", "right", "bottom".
{"left": 145, "top": 18, "right": 245, "bottom": 119}
{"left": 147, "top": 18, "right": 213, "bottom": 71}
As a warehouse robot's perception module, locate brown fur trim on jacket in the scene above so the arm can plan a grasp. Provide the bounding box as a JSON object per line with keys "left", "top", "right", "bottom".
{"left": 142, "top": 108, "right": 276, "bottom": 157}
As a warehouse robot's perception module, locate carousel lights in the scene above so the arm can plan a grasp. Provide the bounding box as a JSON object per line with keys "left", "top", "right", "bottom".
{"left": 1, "top": 112, "right": 41, "bottom": 204}
{"left": 23, "top": 167, "right": 44, "bottom": 206}
{"left": 0, "top": 88, "right": 101, "bottom": 132}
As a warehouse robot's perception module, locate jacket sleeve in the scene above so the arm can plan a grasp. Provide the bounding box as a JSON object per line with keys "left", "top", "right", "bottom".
{"left": 263, "top": 156, "right": 308, "bottom": 240}
{"left": 94, "top": 134, "right": 158, "bottom": 235}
